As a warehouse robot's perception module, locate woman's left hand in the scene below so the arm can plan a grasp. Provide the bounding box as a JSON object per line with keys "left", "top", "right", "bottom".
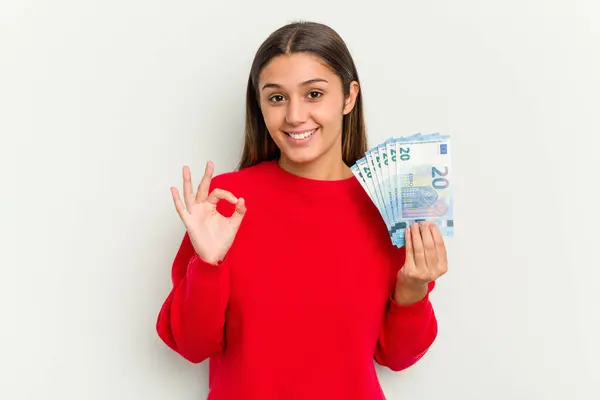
{"left": 394, "top": 221, "right": 448, "bottom": 305}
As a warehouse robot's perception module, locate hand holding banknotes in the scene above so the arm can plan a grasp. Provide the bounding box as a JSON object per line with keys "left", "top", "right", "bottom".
{"left": 394, "top": 221, "right": 448, "bottom": 305}
{"left": 170, "top": 161, "right": 246, "bottom": 265}
{"left": 349, "top": 133, "right": 452, "bottom": 304}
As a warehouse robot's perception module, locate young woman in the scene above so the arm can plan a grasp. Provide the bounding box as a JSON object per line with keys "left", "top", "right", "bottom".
{"left": 156, "top": 21, "right": 448, "bottom": 400}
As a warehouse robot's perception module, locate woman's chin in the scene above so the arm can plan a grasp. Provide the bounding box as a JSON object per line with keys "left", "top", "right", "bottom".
{"left": 279, "top": 151, "right": 321, "bottom": 167}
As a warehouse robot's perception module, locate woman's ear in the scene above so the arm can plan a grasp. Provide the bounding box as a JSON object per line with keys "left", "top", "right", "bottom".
{"left": 343, "top": 81, "right": 360, "bottom": 115}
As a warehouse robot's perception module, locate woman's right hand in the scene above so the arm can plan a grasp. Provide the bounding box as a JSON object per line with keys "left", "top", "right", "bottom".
{"left": 170, "top": 161, "right": 246, "bottom": 264}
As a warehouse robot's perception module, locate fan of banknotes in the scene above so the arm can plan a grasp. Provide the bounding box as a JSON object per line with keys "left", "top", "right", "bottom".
{"left": 350, "top": 132, "right": 453, "bottom": 248}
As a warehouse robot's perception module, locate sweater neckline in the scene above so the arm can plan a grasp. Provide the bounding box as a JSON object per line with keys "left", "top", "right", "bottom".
{"left": 263, "top": 160, "right": 362, "bottom": 198}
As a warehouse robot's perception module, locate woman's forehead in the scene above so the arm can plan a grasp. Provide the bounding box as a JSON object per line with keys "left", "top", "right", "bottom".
{"left": 258, "top": 53, "right": 338, "bottom": 89}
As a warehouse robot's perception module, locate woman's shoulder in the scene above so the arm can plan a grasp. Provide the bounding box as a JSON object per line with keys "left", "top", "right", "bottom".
{"left": 209, "top": 160, "right": 277, "bottom": 218}
{"left": 210, "top": 160, "right": 276, "bottom": 191}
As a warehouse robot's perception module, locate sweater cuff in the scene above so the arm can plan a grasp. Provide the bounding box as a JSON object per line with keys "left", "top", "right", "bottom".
{"left": 388, "top": 292, "right": 431, "bottom": 316}
{"left": 388, "top": 280, "right": 435, "bottom": 317}
{"left": 187, "top": 253, "right": 227, "bottom": 277}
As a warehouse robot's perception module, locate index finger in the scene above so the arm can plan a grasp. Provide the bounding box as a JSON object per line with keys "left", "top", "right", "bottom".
{"left": 196, "top": 161, "right": 214, "bottom": 202}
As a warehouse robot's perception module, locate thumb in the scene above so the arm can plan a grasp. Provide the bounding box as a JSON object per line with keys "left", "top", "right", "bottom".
{"left": 229, "top": 197, "right": 246, "bottom": 228}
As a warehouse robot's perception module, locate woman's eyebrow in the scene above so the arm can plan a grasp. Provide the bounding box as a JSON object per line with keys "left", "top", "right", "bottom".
{"left": 261, "top": 78, "right": 329, "bottom": 91}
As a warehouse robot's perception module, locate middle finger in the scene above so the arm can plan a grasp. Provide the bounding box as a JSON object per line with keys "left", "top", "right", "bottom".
{"left": 420, "top": 221, "right": 438, "bottom": 268}
{"left": 411, "top": 222, "right": 427, "bottom": 268}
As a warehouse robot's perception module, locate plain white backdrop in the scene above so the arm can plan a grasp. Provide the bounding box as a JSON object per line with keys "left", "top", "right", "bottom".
{"left": 1, "top": 0, "right": 599, "bottom": 399}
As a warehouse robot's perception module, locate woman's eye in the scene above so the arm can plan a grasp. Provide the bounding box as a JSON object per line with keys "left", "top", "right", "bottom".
{"left": 308, "top": 91, "right": 322, "bottom": 99}
{"left": 269, "top": 94, "right": 285, "bottom": 102}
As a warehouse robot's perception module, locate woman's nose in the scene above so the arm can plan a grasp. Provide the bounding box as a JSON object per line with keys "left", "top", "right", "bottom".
{"left": 285, "top": 97, "right": 308, "bottom": 125}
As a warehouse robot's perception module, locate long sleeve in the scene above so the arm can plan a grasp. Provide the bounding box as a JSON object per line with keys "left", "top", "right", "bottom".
{"left": 156, "top": 233, "right": 230, "bottom": 363}
{"left": 374, "top": 280, "right": 438, "bottom": 372}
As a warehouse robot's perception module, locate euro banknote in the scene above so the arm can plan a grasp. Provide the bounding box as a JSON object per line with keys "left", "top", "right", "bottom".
{"left": 351, "top": 133, "right": 453, "bottom": 248}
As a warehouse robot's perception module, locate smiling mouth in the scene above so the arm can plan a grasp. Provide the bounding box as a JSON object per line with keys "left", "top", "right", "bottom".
{"left": 284, "top": 128, "right": 318, "bottom": 140}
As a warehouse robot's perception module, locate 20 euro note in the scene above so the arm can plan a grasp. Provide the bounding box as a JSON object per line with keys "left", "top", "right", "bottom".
{"left": 386, "top": 133, "right": 422, "bottom": 236}
{"left": 365, "top": 147, "right": 393, "bottom": 228}
{"left": 358, "top": 140, "right": 401, "bottom": 245}
{"left": 352, "top": 158, "right": 392, "bottom": 232}
{"left": 391, "top": 135, "right": 454, "bottom": 247}
{"left": 373, "top": 141, "right": 395, "bottom": 229}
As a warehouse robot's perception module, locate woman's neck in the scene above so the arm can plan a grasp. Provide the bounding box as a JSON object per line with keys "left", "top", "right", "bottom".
{"left": 278, "top": 155, "right": 353, "bottom": 181}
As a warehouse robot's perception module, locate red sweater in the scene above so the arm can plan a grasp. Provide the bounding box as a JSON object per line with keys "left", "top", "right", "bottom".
{"left": 156, "top": 160, "right": 437, "bottom": 400}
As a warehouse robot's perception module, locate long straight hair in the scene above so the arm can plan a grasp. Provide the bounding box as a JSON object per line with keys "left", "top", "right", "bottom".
{"left": 236, "top": 21, "right": 368, "bottom": 171}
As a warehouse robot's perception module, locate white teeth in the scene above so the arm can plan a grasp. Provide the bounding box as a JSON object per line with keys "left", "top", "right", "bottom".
{"left": 287, "top": 129, "right": 316, "bottom": 140}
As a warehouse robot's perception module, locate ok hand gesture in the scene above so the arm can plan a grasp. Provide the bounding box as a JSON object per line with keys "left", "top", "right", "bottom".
{"left": 170, "top": 161, "right": 246, "bottom": 264}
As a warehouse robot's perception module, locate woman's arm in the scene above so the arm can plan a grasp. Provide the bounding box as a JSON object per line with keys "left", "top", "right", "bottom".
{"left": 374, "top": 221, "right": 447, "bottom": 371}
{"left": 374, "top": 280, "right": 437, "bottom": 371}
{"left": 156, "top": 233, "right": 230, "bottom": 363}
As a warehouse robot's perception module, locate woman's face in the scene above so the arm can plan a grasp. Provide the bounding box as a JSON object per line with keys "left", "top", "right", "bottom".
{"left": 258, "top": 52, "right": 359, "bottom": 168}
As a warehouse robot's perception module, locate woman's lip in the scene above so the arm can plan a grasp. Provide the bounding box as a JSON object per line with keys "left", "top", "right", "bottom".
{"left": 284, "top": 128, "right": 318, "bottom": 144}
{"left": 283, "top": 128, "right": 319, "bottom": 134}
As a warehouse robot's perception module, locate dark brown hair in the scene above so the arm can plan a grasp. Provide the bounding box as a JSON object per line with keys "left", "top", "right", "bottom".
{"left": 236, "top": 21, "right": 368, "bottom": 170}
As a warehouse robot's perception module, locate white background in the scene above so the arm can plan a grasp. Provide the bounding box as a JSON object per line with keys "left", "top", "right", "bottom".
{"left": 1, "top": 0, "right": 599, "bottom": 399}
